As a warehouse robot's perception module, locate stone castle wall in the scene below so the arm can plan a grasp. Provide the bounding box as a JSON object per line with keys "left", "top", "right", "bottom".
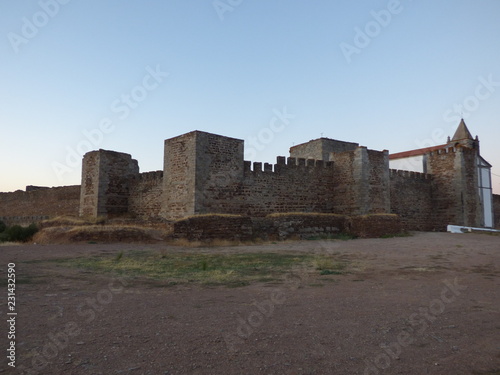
{"left": 167, "top": 213, "right": 402, "bottom": 241}
{"left": 161, "top": 131, "right": 341, "bottom": 219}
{"left": 1, "top": 130, "right": 497, "bottom": 233}
{"left": 129, "top": 171, "right": 164, "bottom": 220}
{"left": 389, "top": 170, "right": 434, "bottom": 231}
{"left": 0, "top": 185, "right": 80, "bottom": 226}
{"left": 238, "top": 157, "right": 336, "bottom": 217}
{"left": 329, "top": 148, "right": 390, "bottom": 215}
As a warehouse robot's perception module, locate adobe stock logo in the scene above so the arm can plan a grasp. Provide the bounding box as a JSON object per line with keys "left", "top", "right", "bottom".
{"left": 340, "top": 0, "right": 410, "bottom": 64}
{"left": 244, "top": 107, "right": 295, "bottom": 161}
{"left": 51, "top": 65, "right": 168, "bottom": 181}
{"left": 410, "top": 73, "right": 499, "bottom": 154}
{"left": 7, "top": 0, "right": 71, "bottom": 54}
{"left": 213, "top": 0, "right": 243, "bottom": 21}
{"left": 17, "top": 277, "right": 127, "bottom": 375}
{"left": 363, "top": 278, "right": 466, "bottom": 375}
{"left": 443, "top": 74, "right": 500, "bottom": 123}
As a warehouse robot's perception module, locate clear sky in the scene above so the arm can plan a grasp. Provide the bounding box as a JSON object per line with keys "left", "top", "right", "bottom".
{"left": 1, "top": 0, "right": 499, "bottom": 193}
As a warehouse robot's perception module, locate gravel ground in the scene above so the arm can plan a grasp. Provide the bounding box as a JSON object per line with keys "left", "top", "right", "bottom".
{"left": 0, "top": 231, "right": 499, "bottom": 375}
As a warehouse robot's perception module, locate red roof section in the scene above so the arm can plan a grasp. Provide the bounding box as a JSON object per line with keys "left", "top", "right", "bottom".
{"left": 389, "top": 144, "right": 447, "bottom": 160}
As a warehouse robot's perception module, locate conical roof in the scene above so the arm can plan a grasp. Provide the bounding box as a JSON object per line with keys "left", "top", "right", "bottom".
{"left": 451, "top": 119, "right": 473, "bottom": 141}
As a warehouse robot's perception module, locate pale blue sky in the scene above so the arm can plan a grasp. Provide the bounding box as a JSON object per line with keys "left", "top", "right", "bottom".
{"left": 1, "top": 0, "right": 499, "bottom": 193}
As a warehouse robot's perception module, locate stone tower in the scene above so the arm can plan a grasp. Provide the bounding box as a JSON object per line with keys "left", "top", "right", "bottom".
{"left": 426, "top": 120, "right": 483, "bottom": 227}
{"left": 79, "top": 150, "right": 139, "bottom": 217}
{"left": 160, "top": 131, "right": 244, "bottom": 220}
{"left": 446, "top": 119, "right": 495, "bottom": 228}
{"left": 448, "top": 118, "right": 479, "bottom": 150}
{"left": 290, "top": 137, "right": 390, "bottom": 215}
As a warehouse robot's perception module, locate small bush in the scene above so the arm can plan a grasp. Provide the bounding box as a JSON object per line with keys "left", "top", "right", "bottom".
{"left": 0, "top": 224, "right": 38, "bottom": 243}
{"left": 0, "top": 220, "right": 6, "bottom": 233}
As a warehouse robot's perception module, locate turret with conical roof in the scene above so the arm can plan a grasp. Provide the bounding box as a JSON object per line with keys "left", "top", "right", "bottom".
{"left": 448, "top": 119, "right": 478, "bottom": 150}
{"left": 452, "top": 119, "right": 473, "bottom": 141}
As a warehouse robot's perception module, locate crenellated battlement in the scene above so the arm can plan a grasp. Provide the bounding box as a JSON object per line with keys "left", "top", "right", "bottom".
{"left": 137, "top": 171, "right": 164, "bottom": 181}
{"left": 390, "top": 169, "right": 432, "bottom": 180}
{"left": 428, "top": 145, "right": 479, "bottom": 158}
{"left": 428, "top": 146, "right": 456, "bottom": 156}
{"left": 244, "top": 156, "right": 334, "bottom": 173}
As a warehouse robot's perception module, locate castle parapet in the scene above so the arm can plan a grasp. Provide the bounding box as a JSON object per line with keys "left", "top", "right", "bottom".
{"left": 244, "top": 156, "right": 334, "bottom": 174}
{"left": 137, "top": 171, "right": 163, "bottom": 181}
{"left": 390, "top": 169, "right": 432, "bottom": 180}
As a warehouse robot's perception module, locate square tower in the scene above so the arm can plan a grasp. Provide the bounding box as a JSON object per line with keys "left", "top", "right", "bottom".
{"left": 161, "top": 131, "right": 244, "bottom": 220}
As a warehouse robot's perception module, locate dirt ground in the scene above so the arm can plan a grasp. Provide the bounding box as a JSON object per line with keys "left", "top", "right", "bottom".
{"left": 1, "top": 232, "right": 499, "bottom": 375}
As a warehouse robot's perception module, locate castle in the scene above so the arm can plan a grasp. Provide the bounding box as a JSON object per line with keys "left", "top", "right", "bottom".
{"left": 1, "top": 120, "right": 498, "bottom": 232}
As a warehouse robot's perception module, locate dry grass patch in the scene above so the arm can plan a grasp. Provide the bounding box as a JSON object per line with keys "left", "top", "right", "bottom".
{"left": 39, "top": 215, "right": 106, "bottom": 228}
{"left": 33, "top": 225, "right": 168, "bottom": 244}
{"left": 0, "top": 242, "right": 21, "bottom": 247}
{"left": 32, "top": 251, "right": 351, "bottom": 287}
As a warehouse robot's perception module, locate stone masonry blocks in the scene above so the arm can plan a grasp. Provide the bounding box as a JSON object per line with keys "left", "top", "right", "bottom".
{"left": 80, "top": 149, "right": 139, "bottom": 217}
